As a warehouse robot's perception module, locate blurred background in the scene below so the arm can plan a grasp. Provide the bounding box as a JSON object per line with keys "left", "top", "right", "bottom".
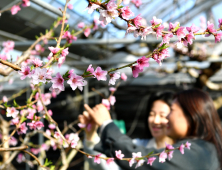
{"left": 0, "top": 0, "right": 222, "bottom": 169}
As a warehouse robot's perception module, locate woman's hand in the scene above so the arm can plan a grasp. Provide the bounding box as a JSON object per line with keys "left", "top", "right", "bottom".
{"left": 84, "top": 104, "right": 111, "bottom": 126}
{"left": 78, "top": 111, "right": 98, "bottom": 141}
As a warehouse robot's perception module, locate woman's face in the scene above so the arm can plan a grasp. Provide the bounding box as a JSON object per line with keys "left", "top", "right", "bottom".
{"left": 148, "top": 100, "right": 170, "bottom": 139}
{"left": 166, "top": 99, "right": 189, "bottom": 140}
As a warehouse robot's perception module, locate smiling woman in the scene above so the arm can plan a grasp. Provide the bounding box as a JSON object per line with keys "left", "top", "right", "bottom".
{"left": 83, "top": 89, "right": 222, "bottom": 170}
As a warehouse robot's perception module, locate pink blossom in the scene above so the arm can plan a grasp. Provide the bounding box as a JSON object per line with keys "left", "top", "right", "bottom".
{"left": 35, "top": 44, "right": 44, "bottom": 53}
{"left": 94, "top": 154, "right": 102, "bottom": 164}
{"left": 150, "top": 16, "right": 162, "bottom": 26}
{"left": 214, "top": 32, "right": 222, "bottom": 43}
{"left": 67, "top": 4, "right": 73, "bottom": 10}
{"left": 31, "top": 68, "right": 48, "bottom": 85}
{"left": 132, "top": 65, "right": 143, "bottom": 78}
{"left": 141, "top": 27, "right": 153, "bottom": 40}
{"left": 94, "top": 67, "right": 107, "bottom": 81}
{"left": 218, "top": 18, "right": 222, "bottom": 28}
{"left": 71, "top": 139, "right": 78, "bottom": 148}
{"left": 186, "top": 23, "right": 199, "bottom": 33}
{"left": 58, "top": 56, "right": 66, "bottom": 68}
{"left": 46, "top": 129, "right": 51, "bottom": 136}
{"left": 49, "top": 124, "right": 56, "bottom": 129}
{"left": 99, "top": 9, "right": 118, "bottom": 25}
{"left": 17, "top": 122, "right": 28, "bottom": 135}
{"left": 135, "top": 159, "right": 145, "bottom": 168}
{"left": 41, "top": 143, "right": 50, "bottom": 151}
{"left": 129, "top": 158, "right": 136, "bottom": 167}
{"left": 162, "top": 33, "right": 173, "bottom": 44}
{"left": 17, "top": 153, "right": 25, "bottom": 163}
{"left": 185, "top": 32, "right": 195, "bottom": 45}
{"left": 2, "top": 96, "right": 8, "bottom": 103}
{"left": 176, "top": 27, "right": 186, "bottom": 40}
{"left": 11, "top": 5, "right": 21, "bottom": 15}
{"left": 22, "top": 0, "right": 30, "bottom": 7}
{"left": 109, "top": 72, "right": 120, "bottom": 85}
{"left": 168, "top": 22, "right": 180, "bottom": 32}
{"left": 61, "top": 48, "right": 69, "bottom": 57}
{"left": 6, "top": 107, "right": 19, "bottom": 118}
{"left": 77, "top": 22, "right": 85, "bottom": 28}
{"left": 8, "top": 78, "right": 14, "bottom": 85}
{"left": 121, "top": 6, "right": 134, "bottom": 20}
{"left": 102, "top": 99, "right": 110, "bottom": 110}
{"left": 106, "top": 158, "right": 114, "bottom": 165}
{"left": 185, "top": 141, "right": 191, "bottom": 150}
{"left": 0, "top": 54, "right": 7, "bottom": 60}
{"left": 179, "top": 144, "right": 185, "bottom": 154}
{"left": 107, "top": 0, "right": 117, "bottom": 11}
{"left": 78, "top": 123, "right": 86, "bottom": 128}
{"left": 9, "top": 136, "right": 18, "bottom": 146}
{"left": 115, "top": 150, "right": 124, "bottom": 160}
{"left": 67, "top": 73, "right": 87, "bottom": 91}
{"left": 30, "top": 148, "right": 40, "bottom": 155}
{"left": 35, "top": 121, "right": 44, "bottom": 130}
{"left": 131, "top": 0, "right": 142, "bottom": 8}
{"left": 125, "top": 26, "right": 137, "bottom": 36}
{"left": 51, "top": 72, "right": 65, "bottom": 91}
{"left": 133, "top": 15, "right": 143, "bottom": 28}
{"left": 27, "top": 111, "right": 35, "bottom": 120}
{"left": 48, "top": 110, "right": 53, "bottom": 116}
{"left": 165, "top": 143, "right": 174, "bottom": 160}
{"left": 121, "top": 73, "right": 127, "bottom": 81}
{"left": 84, "top": 28, "right": 91, "bottom": 37}
{"left": 11, "top": 117, "right": 19, "bottom": 125}
{"left": 68, "top": 133, "right": 80, "bottom": 143}
{"left": 109, "top": 87, "right": 116, "bottom": 92}
{"left": 54, "top": 131, "right": 60, "bottom": 139}
{"left": 109, "top": 96, "right": 116, "bottom": 105}
{"left": 48, "top": 46, "right": 60, "bottom": 54}
{"left": 27, "top": 121, "right": 36, "bottom": 130}
{"left": 147, "top": 157, "right": 156, "bottom": 166}
{"left": 62, "top": 31, "right": 77, "bottom": 43}
{"left": 159, "top": 151, "right": 167, "bottom": 163}
{"left": 18, "top": 66, "right": 31, "bottom": 80}
{"left": 85, "top": 3, "right": 100, "bottom": 14}
{"left": 137, "top": 56, "right": 149, "bottom": 70}
{"left": 32, "top": 58, "right": 43, "bottom": 67}
{"left": 87, "top": 64, "right": 94, "bottom": 75}
{"left": 205, "top": 21, "right": 216, "bottom": 37}
{"left": 3, "top": 40, "right": 14, "bottom": 52}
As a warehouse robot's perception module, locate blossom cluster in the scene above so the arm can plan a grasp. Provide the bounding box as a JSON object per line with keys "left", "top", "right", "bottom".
{"left": 84, "top": 141, "right": 191, "bottom": 168}
{"left": 10, "top": 0, "right": 30, "bottom": 15}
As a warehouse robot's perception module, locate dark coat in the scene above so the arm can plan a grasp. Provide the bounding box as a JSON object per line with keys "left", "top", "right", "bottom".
{"left": 95, "top": 122, "right": 220, "bottom": 170}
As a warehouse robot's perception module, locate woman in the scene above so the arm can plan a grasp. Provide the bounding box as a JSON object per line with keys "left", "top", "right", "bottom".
{"left": 80, "top": 92, "right": 174, "bottom": 169}
{"left": 83, "top": 89, "right": 222, "bottom": 170}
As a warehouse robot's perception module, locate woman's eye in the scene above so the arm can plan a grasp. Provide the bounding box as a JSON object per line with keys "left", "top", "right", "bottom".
{"left": 149, "top": 112, "right": 155, "bottom": 116}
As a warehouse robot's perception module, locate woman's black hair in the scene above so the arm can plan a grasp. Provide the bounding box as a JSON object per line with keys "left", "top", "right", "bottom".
{"left": 144, "top": 91, "right": 175, "bottom": 138}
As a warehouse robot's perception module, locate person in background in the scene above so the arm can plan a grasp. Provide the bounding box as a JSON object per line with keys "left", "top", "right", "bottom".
{"left": 82, "top": 89, "right": 222, "bottom": 170}
{"left": 79, "top": 92, "right": 174, "bottom": 170}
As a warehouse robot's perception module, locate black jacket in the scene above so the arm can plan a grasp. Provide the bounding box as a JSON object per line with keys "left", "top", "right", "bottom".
{"left": 94, "top": 122, "right": 220, "bottom": 170}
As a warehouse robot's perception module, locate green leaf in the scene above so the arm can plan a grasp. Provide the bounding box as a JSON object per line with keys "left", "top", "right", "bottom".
{"left": 104, "top": 0, "right": 111, "bottom": 3}
{"left": 146, "top": 151, "right": 154, "bottom": 157}
{"left": 158, "top": 43, "right": 169, "bottom": 51}
{"left": 117, "top": 5, "right": 124, "bottom": 9}
{"left": 50, "top": 166, "right": 55, "bottom": 170}
{"left": 62, "top": 70, "right": 70, "bottom": 78}
{"left": 83, "top": 70, "right": 92, "bottom": 76}
{"left": 154, "top": 23, "right": 161, "bottom": 28}
{"left": 64, "top": 24, "right": 69, "bottom": 32}
{"left": 4, "top": 102, "right": 10, "bottom": 108}
{"left": 71, "top": 30, "right": 75, "bottom": 34}
{"left": 13, "top": 99, "right": 19, "bottom": 107}
{"left": 30, "top": 65, "right": 35, "bottom": 71}
{"left": 21, "top": 117, "right": 27, "bottom": 123}
{"left": 109, "top": 68, "right": 116, "bottom": 72}
{"left": 44, "top": 158, "right": 53, "bottom": 167}
{"left": 173, "top": 23, "right": 180, "bottom": 32}
{"left": 35, "top": 35, "right": 39, "bottom": 40}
